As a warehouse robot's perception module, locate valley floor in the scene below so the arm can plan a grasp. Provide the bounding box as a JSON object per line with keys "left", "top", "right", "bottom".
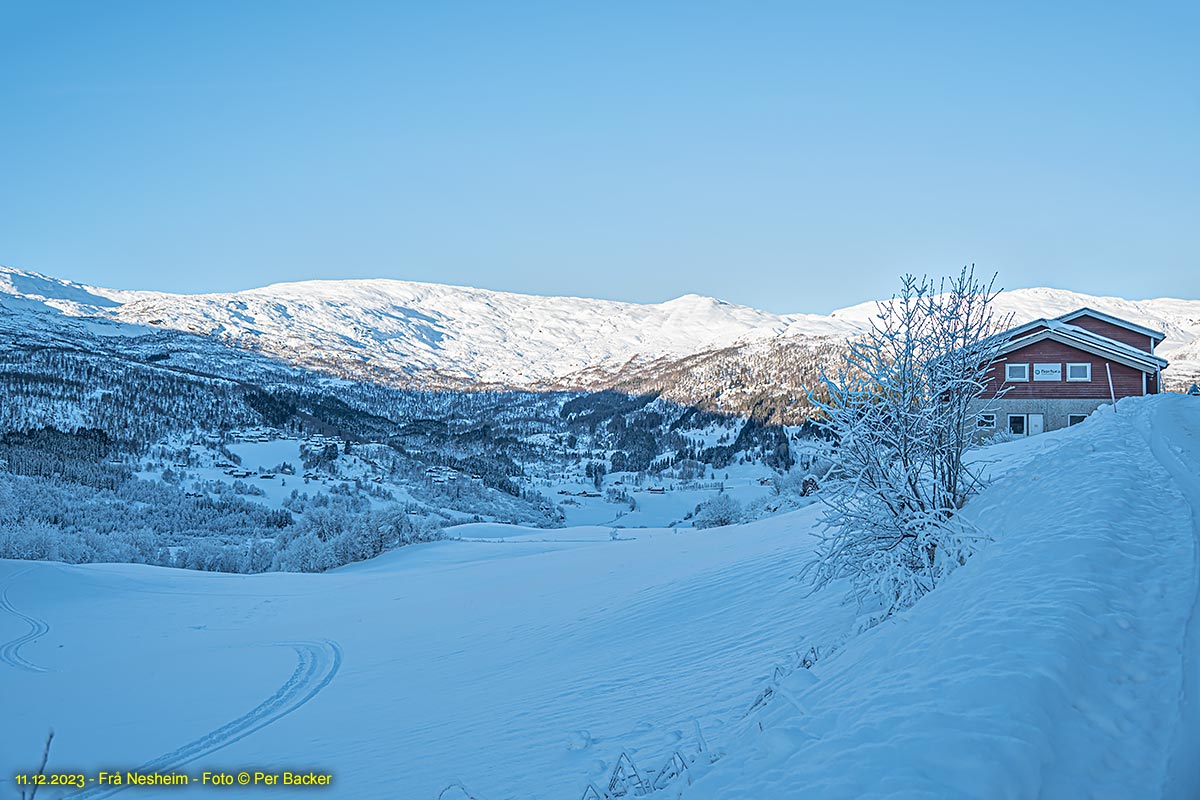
{"left": 4, "top": 394, "right": 1200, "bottom": 799}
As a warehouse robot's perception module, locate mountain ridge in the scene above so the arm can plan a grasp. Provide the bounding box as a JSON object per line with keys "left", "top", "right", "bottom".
{"left": 2, "top": 265, "right": 1197, "bottom": 400}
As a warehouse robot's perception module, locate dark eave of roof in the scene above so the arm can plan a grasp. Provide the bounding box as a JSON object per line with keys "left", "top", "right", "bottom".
{"left": 996, "top": 325, "right": 1169, "bottom": 373}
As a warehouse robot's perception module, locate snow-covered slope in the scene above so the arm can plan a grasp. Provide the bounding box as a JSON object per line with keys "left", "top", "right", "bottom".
{"left": 0, "top": 265, "right": 830, "bottom": 385}
{"left": 680, "top": 393, "right": 1200, "bottom": 799}
{"left": 4, "top": 394, "right": 1200, "bottom": 798}
{"left": 2, "top": 265, "right": 1198, "bottom": 388}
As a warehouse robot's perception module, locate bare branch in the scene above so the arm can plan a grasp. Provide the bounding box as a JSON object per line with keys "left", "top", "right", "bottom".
{"left": 24, "top": 730, "right": 54, "bottom": 800}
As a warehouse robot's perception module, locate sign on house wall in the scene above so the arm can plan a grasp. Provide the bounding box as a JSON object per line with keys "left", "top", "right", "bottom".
{"left": 1033, "top": 363, "right": 1062, "bottom": 381}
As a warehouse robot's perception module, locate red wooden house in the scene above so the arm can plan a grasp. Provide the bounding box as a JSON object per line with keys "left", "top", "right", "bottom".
{"left": 979, "top": 307, "right": 1168, "bottom": 436}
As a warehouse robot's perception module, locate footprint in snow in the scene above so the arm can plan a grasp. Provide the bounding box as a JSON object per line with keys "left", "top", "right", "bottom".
{"left": 566, "top": 730, "right": 593, "bottom": 751}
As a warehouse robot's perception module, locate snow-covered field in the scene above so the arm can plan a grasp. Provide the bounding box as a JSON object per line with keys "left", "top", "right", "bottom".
{"left": 4, "top": 394, "right": 1200, "bottom": 798}
{"left": 2, "top": 510, "right": 851, "bottom": 799}
{"left": 548, "top": 462, "right": 779, "bottom": 528}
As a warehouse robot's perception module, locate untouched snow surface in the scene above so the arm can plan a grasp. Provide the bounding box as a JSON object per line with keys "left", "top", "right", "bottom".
{"left": 4, "top": 394, "right": 1200, "bottom": 799}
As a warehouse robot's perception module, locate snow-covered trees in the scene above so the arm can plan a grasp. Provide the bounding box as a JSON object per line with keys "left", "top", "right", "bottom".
{"left": 805, "top": 268, "right": 1010, "bottom": 625}
{"left": 0, "top": 466, "right": 444, "bottom": 574}
{"left": 694, "top": 492, "right": 743, "bottom": 528}
{"left": 585, "top": 460, "right": 607, "bottom": 489}
{"left": 272, "top": 507, "right": 442, "bottom": 572}
{"left": 273, "top": 531, "right": 336, "bottom": 573}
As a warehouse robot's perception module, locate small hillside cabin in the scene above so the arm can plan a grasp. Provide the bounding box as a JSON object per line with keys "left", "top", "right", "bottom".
{"left": 978, "top": 307, "right": 1168, "bottom": 436}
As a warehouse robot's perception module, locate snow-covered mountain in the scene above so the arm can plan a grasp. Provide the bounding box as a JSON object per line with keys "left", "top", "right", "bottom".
{"left": 2, "top": 265, "right": 1198, "bottom": 390}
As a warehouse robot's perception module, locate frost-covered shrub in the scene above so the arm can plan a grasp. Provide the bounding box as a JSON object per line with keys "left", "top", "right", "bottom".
{"left": 693, "top": 493, "right": 743, "bottom": 529}
{"left": 269, "top": 506, "right": 443, "bottom": 573}
{"left": 178, "top": 539, "right": 227, "bottom": 571}
{"left": 103, "top": 528, "right": 161, "bottom": 565}
{"left": 299, "top": 507, "right": 352, "bottom": 543}
{"left": 806, "top": 268, "right": 1005, "bottom": 627}
{"left": 246, "top": 539, "right": 276, "bottom": 573}
{"left": 273, "top": 531, "right": 335, "bottom": 573}
{"left": 0, "top": 522, "right": 61, "bottom": 561}
{"left": 771, "top": 470, "right": 823, "bottom": 498}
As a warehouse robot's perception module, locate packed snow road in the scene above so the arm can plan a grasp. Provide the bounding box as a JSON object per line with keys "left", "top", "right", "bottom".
{"left": 4, "top": 394, "right": 1200, "bottom": 799}
{"left": 1137, "top": 398, "right": 1200, "bottom": 799}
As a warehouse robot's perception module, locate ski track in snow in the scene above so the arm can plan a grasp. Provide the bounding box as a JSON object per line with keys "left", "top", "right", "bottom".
{"left": 1139, "top": 399, "right": 1200, "bottom": 798}
{"left": 0, "top": 568, "right": 52, "bottom": 673}
{"left": 70, "top": 639, "right": 343, "bottom": 800}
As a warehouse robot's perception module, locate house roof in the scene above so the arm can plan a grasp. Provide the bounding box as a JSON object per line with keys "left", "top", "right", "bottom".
{"left": 1054, "top": 307, "right": 1166, "bottom": 343}
{"left": 991, "top": 307, "right": 1166, "bottom": 347}
{"left": 995, "top": 318, "right": 1168, "bottom": 373}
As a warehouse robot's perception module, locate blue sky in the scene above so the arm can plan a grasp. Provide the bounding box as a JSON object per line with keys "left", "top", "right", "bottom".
{"left": 1, "top": 1, "right": 1196, "bottom": 312}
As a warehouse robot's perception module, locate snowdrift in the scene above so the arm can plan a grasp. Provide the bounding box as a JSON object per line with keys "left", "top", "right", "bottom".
{"left": 681, "top": 394, "right": 1200, "bottom": 799}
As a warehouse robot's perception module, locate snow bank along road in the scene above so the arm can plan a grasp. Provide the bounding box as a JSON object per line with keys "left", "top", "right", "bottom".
{"left": 4, "top": 394, "right": 1200, "bottom": 799}
{"left": 679, "top": 393, "right": 1200, "bottom": 799}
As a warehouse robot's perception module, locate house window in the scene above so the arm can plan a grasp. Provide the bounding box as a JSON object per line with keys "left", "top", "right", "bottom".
{"left": 1066, "top": 363, "right": 1092, "bottom": 382}
{"left": 1005, "top": 363, "right": 1030, "bottom": 382}
{"left": 1008, "top": 414, "right": 1026, "bottom": 435}
{"left": 977, "top": 413, "right": 996, "bottom": 429}
{"left": 1067, "top": 414, "right": 1088, "bottom": 426}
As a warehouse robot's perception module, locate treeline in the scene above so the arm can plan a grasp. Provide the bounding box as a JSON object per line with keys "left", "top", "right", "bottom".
{"left": 0, "top": 349, "right": 258, "bottom": 449}
{"left": 557, "top": 390, "right": 797, "bottom": 472}
{"left": 2, "top": 334, "right": 801, "bottom": 481}
{"left": 585, "top": 336, "right": 846, "bottom": 426}
{"left": 0, "top": 469, "right": 443, "bottom": 573}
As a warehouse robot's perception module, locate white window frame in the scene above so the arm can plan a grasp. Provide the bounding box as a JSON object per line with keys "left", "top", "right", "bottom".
{"left": 1007, "top": 414, "right": 1027, "bottom": 436}
{"left": 1067, "top": 414, "right": 1088, "bottom": 426}
{"left": 1005, "top": 363, "right": 1030, "bottom": 382}
{"left": 977, "top": 413, "right": 996, "bottom": 429}
{"left": 1066, "top": 363, "right": 1092, "bottom": 382}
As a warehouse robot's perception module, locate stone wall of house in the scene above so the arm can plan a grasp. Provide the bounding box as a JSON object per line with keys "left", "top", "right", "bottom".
{"left": 972, "top": 397, "right": 1114, "bottom": 438}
